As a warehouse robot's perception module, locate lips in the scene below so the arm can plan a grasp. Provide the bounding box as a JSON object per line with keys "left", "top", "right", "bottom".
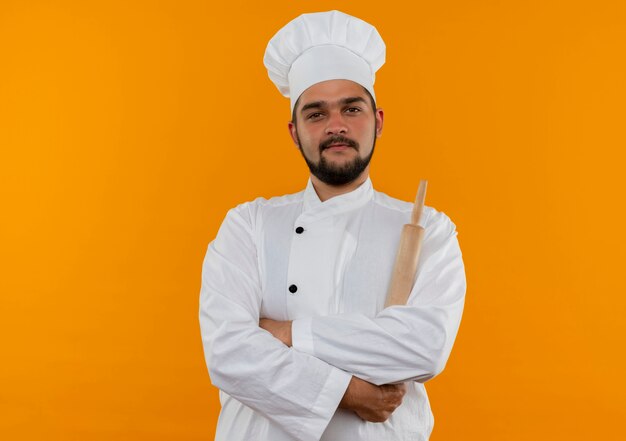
{"left": 324, "top": 144, "right": 352, "bottom": 152}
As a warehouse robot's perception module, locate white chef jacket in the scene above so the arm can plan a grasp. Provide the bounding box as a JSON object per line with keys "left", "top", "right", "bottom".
{"left": 199, "top": 176, "right": 465, "bottom": 441}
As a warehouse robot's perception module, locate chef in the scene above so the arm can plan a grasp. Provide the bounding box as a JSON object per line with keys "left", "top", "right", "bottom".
{"left": 199, "top": 10, "right": 466, "bottom": 441}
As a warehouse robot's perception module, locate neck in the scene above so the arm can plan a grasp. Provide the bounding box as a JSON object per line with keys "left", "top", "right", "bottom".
{"left": 310, "top": 168, "right": 370, "bottom": 202}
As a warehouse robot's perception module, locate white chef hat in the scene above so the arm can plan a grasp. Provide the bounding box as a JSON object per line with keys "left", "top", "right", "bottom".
{"left": 263, "top": 10, "right": 386, "bottom": 112}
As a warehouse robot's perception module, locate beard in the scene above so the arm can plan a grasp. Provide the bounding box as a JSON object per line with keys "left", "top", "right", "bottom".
{"left": 296, "top": 131, "right": 377, "bottom": 186}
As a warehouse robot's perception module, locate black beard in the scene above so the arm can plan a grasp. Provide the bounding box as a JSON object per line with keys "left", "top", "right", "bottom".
{"left": 296, "top": 133, "right": 376, "bottom": 186}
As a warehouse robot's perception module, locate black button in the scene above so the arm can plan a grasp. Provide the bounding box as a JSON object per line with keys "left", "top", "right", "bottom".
{"left": 295, "top": 226, "right": 304, "bottom": 234}
{"left": 288, "top": 284, "right": 298, "bottom": 293}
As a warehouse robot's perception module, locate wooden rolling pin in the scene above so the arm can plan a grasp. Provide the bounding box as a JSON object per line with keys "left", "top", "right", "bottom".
{"left": 385, "top": 180, "right": 428, "bottom": 307}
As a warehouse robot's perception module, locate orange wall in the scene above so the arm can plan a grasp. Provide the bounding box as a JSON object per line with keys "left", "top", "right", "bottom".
{"left": 1, "top": 1, "right": 625, "bottom": 439}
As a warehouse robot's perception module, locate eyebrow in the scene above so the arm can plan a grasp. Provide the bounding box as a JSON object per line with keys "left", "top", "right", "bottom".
{"left": 299, "top": 96, "right": 368, "bottom": 114}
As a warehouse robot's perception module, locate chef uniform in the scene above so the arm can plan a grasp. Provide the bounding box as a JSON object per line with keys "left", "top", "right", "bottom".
{"left": 199, "top": 11, "right": 466, "bottom": 441}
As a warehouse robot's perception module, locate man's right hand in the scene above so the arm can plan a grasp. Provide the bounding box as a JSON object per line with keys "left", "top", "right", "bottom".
{"left": 338, "top": 376, "right": 407, "bottom": 423}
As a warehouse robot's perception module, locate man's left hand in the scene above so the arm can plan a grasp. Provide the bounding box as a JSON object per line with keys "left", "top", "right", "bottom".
{"left": 259, "top": 318, "right": 293, "bottom": 347}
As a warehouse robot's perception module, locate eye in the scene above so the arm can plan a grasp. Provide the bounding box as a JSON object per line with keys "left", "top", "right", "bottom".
{"left": 307, "top": 112, "right": 324, "bottom": 120}
{"left": 345, "top": 107, "right": 361, "bottom": 114}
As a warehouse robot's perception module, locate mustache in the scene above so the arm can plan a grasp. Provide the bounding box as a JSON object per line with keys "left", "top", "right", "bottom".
{"left": 319, "top": 135, "right": 359, "bottom": 151}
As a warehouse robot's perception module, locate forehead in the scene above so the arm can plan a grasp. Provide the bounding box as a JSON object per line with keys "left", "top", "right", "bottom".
{"left": 298, "top": 79, "right": 367, "bottom": 107}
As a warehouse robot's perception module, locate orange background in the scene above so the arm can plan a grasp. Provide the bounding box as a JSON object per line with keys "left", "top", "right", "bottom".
{"left": 1, "top": 1, "right": 625, "bottom": 439}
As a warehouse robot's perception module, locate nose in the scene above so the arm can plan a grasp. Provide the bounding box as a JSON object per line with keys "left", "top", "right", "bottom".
{"left": 325, "top": 111, "right": 348, "bottom": 135}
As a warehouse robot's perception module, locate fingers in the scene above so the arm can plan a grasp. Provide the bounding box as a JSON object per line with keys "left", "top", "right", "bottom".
{"left": 356, "top": 409, "right": 393, "bottom": 423}
{"left": 346, "top": 380, "right": 408, "bottom": 423}
{"left": 381, "top": 383, "right": 407, "bottom": 401}
{"left": 381, "top": 383, "right": 407, "bottom": 411}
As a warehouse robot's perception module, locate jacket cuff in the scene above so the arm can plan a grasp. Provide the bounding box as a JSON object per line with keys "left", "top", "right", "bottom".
{"left": 294, "top": 364, "right": 352, "bottom": 441}
{"left": 292, "top": 316, "right": 315, "bottom": 355}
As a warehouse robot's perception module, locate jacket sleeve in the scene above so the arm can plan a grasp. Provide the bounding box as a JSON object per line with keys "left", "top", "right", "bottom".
{"left": 291, "top": 210, "right": 466, "bottom": 386}
{"left": 199, "top": 203, "right": 352, "bottom": 441}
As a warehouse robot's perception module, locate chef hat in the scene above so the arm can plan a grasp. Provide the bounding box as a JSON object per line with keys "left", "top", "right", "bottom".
{"left": 263, "top": 10, "right": 386, "bottom": 112}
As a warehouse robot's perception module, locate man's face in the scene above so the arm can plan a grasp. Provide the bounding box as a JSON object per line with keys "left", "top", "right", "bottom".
{"left": 288, "top": 79, "right": 384, "bottom": 186}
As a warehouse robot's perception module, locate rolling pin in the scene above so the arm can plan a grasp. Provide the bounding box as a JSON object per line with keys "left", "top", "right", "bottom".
{"left": 385, "top": 180, "right": 428, "bottom": 307}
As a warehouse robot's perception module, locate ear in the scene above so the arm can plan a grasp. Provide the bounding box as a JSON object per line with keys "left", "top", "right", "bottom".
{"left": 287, "top": 121, "right": 299, "bottom": 146}
{"left": 375, "top": 108, "right": 384, "bottom": 138}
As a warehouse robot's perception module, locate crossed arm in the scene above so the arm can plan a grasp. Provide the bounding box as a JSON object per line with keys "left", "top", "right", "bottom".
{"left": 258, "top": 319, "right": 407, "bottom": 422}
{"left": 200, "top": 205, "right": 465, "bottom": 440}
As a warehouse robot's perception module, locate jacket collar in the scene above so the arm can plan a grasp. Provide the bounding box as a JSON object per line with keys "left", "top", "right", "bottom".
{"left": 300, "top": 176, "right": 374, "bottom": 222}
